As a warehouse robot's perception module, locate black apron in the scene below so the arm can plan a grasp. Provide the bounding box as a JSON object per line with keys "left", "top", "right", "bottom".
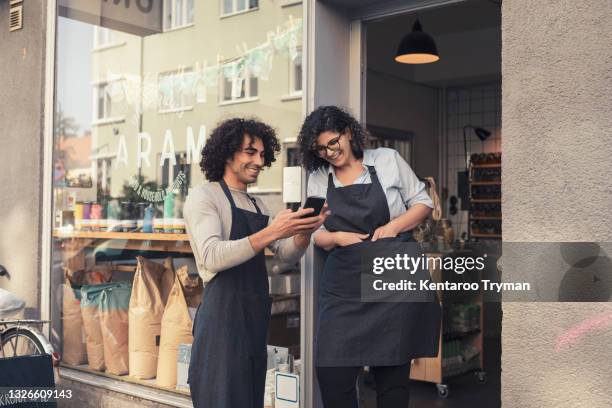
{"left": 188, "top": 180, "right": 272, "bottom": 408}
{"left": 315, "top": 165, "right": 441, "bottom": 367}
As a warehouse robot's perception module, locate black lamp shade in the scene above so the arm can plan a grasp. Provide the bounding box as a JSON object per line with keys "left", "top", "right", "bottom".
{"left": 474, "top": 127, "right": 492, "bottom": 141}
{"left": 395, "top": 19, "right": 439, "bottom": 64}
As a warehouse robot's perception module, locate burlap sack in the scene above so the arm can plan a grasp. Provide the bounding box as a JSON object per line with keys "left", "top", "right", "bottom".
{"left": 63, "top": 265, "right": 112, "bottom": 366}
{"left": 156, "top": 267, "right": 202, "bottom": 388}
{"left": 99, "top": 282, "right": 132, "bottom": 375}
{"left": 80, "top": 283, "right": 115, "bottom": 371}
{"left": 128, "top": 256, "right": 174, "bottom": 379}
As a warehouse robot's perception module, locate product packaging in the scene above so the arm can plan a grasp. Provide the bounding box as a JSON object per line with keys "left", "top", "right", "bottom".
{"left": 128, "top": 256, "right": 174, "bottom": 379}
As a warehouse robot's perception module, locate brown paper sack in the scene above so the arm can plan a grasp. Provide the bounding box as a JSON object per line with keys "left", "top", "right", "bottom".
{"left": 80, "top": 283, "right": 114, "bottom": 371}
{"left": 128, "top": 256, "right": 174, "bottom": 379}
{"left": 161, "top": 257, "right": 176, "bottom": 304}
{"left": 99, "top": 282, "right": 132, "bottom": 375}
{"left": 156, "top": 266, "right": 202, "bottom": 388}
{"left": 63, "top": 265, "right": 112, "bottom": 366}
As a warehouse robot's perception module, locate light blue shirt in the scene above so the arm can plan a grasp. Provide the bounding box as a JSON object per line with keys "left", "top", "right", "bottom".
{"left": 306, "top": 148, "right": 434, "bottom": 230}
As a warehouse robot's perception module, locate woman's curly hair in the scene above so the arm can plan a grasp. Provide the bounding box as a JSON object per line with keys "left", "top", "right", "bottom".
{"left": 200, "top": 118, "right": 281, "bottom": 181}
{"left": 297, "top": 106, "right": 368, "bottom": 172}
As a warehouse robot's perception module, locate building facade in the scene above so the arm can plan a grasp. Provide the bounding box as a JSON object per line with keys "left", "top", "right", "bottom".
{"left": 0, "top": 1, "right": 611, "bottom": 407}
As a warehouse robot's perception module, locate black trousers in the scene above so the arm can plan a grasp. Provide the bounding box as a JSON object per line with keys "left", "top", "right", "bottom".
{"left": 316, "top": 363, "right": 412, "bottom": 408}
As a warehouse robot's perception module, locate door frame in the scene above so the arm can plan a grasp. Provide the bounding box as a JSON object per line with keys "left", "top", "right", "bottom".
{"left": 301, "top": 1, "right": 468, "bottom": 407}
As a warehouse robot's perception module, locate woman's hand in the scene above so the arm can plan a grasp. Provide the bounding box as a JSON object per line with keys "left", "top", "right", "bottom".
{"left": 334, "top": 231, "right": 370, "bottom": 247}
{"left": 371, "top": 222, "right": 400, "bottom": 242}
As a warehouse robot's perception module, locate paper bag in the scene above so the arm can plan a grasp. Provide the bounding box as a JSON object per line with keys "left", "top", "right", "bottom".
{"left": 80, "top": 283, "right": 115, "bottom": 371}
{"left": 63, "top": 265, "right": 112, "bottom": 366}
{"left": 156, "top": 267, "right": 202, "bottom": 388}
{"left": 99, "top": 282, "right": 132, "bottom": 375}
{"left": 128, "top": 256, "right": 174, "bottom": 379}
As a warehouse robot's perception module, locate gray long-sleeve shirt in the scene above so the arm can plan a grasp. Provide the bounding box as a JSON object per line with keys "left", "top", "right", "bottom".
{"left": 183, "top": 182, "right": 306, "bottom": 284}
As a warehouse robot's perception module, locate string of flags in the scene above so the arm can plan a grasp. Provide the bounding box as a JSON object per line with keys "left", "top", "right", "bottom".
{"left": 104, "top": 17, "right": 302, "bottom": 122}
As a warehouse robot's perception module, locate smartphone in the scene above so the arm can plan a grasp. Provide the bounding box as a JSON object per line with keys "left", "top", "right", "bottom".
{"left": 301, "top": 197, "right": 326, "bottom": 218}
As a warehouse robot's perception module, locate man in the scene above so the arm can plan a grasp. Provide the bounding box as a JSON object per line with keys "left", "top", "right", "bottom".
{"left": 184, "top": 118, "right": 326, "bottom": 408}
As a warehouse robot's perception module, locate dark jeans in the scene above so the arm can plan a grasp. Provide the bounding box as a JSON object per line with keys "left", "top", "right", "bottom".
{"left": 316, "top": 363, "right": 412, "bottom": 408}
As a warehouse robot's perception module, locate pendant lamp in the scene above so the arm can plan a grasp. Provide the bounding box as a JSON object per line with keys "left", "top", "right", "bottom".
{"left": 395, "top": 19, "right": 440, "bottom": 64}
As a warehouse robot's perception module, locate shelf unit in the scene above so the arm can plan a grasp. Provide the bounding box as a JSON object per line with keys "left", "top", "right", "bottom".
{"left": 52, "top": 230, "right": 274, "bottom": 256}
{"left": 468, "top": 159, "right": 502, "bottom": 240}
{"left": 410, "top": 250, "right": 486, "bottom": 397}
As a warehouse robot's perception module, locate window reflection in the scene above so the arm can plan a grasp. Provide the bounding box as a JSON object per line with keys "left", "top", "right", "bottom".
{"left": 52, "top": 0, "right": 304, "bottom": 389}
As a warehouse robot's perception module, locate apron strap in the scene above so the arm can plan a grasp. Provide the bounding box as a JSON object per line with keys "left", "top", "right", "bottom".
{"left": 326, "top": 164, "right": 381, "bottom": 189}
{"left": 365, "top": 165, "right": 380, "bottom": 184}
{"left": 219, "top": 179, "right": 262, "bottom": 214}
{"left": 219, "top": 179, "right": 237, "bottom": 208}
{"left": 246, "top": 193, "right": 262, "bottom": 214}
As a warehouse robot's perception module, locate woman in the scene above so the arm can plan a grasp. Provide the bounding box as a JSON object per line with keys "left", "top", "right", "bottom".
{"left": 298, "top": 106, "right": 441, "bottom": 408}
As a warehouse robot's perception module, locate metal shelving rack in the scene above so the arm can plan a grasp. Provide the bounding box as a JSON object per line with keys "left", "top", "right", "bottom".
{"left": 409, "top": 252, "right": 487, "bottom": 398}
{"left": 468, "top": 159, "right": 502, "bottom": 240}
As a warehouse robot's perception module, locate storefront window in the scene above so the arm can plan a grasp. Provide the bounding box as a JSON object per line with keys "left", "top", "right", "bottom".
{"left": 51, "top": 0, "right": 303, "bottom": 395}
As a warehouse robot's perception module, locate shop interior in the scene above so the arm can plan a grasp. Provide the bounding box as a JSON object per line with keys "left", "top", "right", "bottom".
{"left": 361, "top": 0, "right": 502, "bottom": 405}
{"left": 51, "top": 0, "right": 503, "bottom": 405}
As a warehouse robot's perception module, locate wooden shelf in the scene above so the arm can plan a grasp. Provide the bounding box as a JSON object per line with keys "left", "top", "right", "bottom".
{"left": 444, "top": 328, "right": 481, "bottom": 340}
{"left": 53, "top": 229, "right": 275, "bottom": 256}
{"left": 471, "top": 233, "right": 502, "bottom": 238}
{"left": 471, "top": 163, "right": 501, "bottom": 168}
{"left": 470, "top": 198, "right": 501, "bottom": 203}
{"left": 53, "top": 230, "right": 188, "bottom": 241}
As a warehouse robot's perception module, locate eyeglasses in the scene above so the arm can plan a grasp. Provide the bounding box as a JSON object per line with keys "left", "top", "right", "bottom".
{"left": 312, "top": 134, "right": 343, "bottom": 157}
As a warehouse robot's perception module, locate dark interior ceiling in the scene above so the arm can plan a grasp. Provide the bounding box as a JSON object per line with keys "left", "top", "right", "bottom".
{"left": 368, "top": 0, "right": 501, "bottom": 35}
{"left": 366, "top": 0, "right": 502, "bottom": 87}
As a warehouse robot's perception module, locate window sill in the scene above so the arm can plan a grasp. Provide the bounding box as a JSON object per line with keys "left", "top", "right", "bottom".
{"left": 219, "top": 96, "right": 259, "bottom": 106}
{"left": 59, "top": 366, "right": 192, "bottom": 408}
{"left": 92, "top": 117, "right": 126, "bottom": 126}
{"left": 92, "top": 42, "right": 127, "bottom": 52}
{"left": 280, "top": 93, "right": 302, "bottom": 102}
{"left": 158, "top": 106, "right": 194, "bottom": 114}
{"left": 220, "top": 7, "right": 259, "bottom": 19}
{"left": 280, "top": 0, "right": 302, "bottom": 7}
{"left": 163, "top": 23, "right": 195, "bottom": 33}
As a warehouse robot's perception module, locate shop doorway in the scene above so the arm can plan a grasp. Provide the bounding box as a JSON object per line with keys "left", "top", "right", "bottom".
{"left": 306, "top": 0, "right": 502, "bottom": 407}
{"left": 362, "top": 1, "right": 502, "bottom": 406}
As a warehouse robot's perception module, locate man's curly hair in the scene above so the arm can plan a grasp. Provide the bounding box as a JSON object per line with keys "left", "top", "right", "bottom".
{"left": 297, "top": 106, "right": 368, "bottom": 173}
{"left": 200, "top": 118, "right": 281, "bottom": 181}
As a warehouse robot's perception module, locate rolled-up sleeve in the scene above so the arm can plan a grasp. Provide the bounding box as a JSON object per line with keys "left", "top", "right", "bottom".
{"left": 183, "top": 192, "right": 256, "bottom": 274}
{"left": 393, "top": 150, "right": 434, "bottom": 209}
